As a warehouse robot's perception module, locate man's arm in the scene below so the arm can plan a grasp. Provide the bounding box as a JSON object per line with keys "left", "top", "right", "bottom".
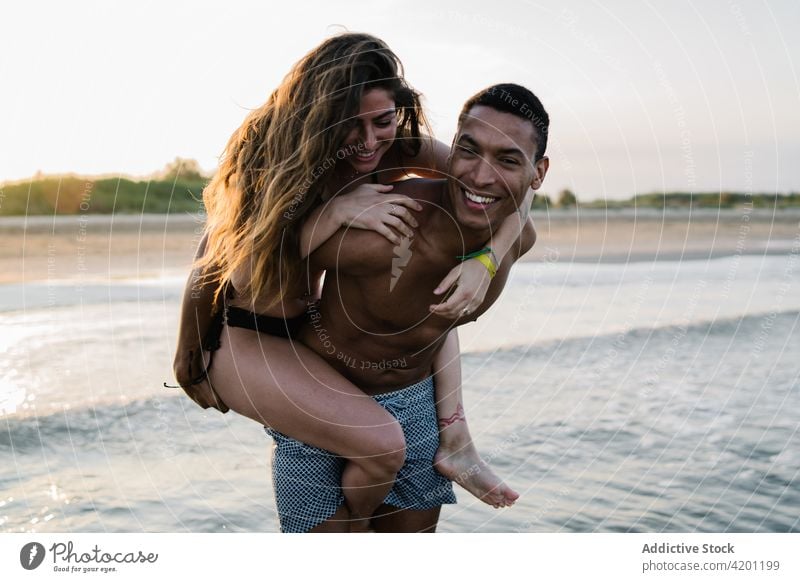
{"left": 171, "top": 231, "right": 231, "bottom": 412}
{"left": 172, "top": 232, "right": 218, "bottom": 387}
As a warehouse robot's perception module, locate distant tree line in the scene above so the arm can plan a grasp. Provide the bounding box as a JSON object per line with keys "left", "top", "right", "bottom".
{"left": 0, "top": 158, "right": 207, "bottom": 216}
{"left": 531, "top": 189, "right": 577, "bottom": 209}
{"left": 2, "top": 159, "right": 799, "bottom": 216}
{"left": 530, "top": 189, "right": 800, "bottom": 210}
{"left": 630, "top": 191, "right": 800, "bottom": 209}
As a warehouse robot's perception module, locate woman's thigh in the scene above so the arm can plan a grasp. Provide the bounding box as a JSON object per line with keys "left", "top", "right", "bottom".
{"left": 206, "top": 325, "right": 401, "bottom": 459}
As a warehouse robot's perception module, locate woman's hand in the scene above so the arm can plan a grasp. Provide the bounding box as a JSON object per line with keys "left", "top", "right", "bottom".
{"left": 429, "top": 258, "right": 493, "bottom": 319}
{"left": 332, "top": 183, "right": 422, "bottom": 244}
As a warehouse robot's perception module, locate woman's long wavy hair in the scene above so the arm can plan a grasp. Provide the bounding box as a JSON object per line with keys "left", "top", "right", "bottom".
{"left": 197, "top": 32, "right": 428, "bottom": 309}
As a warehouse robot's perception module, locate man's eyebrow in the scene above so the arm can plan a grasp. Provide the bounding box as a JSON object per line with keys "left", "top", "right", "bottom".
{"left": 459, "top": 134, "right": 525, "bottom": 158}
{"left": 457, "top": 134, "right": 479, "bottom": 147}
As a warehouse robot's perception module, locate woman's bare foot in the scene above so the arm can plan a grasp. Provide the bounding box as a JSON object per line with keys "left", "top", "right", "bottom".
{"left": 434, "top": 439, "right": 519, "bottom": 508}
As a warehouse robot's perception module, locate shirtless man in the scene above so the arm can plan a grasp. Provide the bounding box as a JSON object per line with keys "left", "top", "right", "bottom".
{"left": 277, "top": 83, "right": 550, "bottom": 532}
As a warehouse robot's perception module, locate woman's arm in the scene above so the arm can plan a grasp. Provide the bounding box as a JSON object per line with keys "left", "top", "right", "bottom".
{"left": 300, "top": 137, "right": 445, "bottom": 258}
{"left": 430, "top": 201, "right": 534, "bottom": 317}
{"left": 299, "top": 183, "right": 422, "bottom": 258}
{"left": 411, "top": 138, "right": 451, "bottom": 177}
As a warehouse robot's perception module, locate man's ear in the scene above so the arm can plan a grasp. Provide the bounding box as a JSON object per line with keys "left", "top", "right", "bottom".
{"left": 530, "top": 156, "right": 549, "bottom": 190}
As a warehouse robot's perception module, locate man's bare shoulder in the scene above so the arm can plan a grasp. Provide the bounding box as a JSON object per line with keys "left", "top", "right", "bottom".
{"left": 335, "top": 179, "right": 445, "bottom": 272}
{"left": 390, "top": 177, "right": 445, "bottom": 206}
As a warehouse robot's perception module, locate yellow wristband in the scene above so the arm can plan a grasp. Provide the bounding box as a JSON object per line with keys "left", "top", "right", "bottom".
{"left": 474, "top": 253, "right": 497, "bottom": 278}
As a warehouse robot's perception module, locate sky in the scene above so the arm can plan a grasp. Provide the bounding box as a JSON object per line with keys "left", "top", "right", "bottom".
{"left": 1, "top": 0, "right": 799, "bottom": 200}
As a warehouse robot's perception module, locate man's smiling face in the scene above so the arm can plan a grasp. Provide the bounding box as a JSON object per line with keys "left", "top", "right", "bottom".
{"left": 447, "top": 104, "right": 548, "bottom": 233}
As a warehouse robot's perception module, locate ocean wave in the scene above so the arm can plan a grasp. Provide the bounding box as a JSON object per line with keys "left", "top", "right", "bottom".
{"left": 0, "top": 278, "right": 184, "bottom": 313}
{"left": 462, "top": 309, "right": 800, "bottom": 358}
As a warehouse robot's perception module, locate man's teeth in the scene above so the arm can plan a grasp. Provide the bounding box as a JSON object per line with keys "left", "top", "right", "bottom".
{"left": 464, "top": 189, "right": 498, "bottom": 205}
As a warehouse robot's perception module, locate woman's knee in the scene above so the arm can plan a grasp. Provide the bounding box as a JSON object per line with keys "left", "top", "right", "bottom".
{"left": 357, "top": 420, "right": 406, "bottom": 477}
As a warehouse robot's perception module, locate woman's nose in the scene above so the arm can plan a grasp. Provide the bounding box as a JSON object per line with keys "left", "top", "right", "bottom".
{"left": 361, "top": 126, "right": 377, "bottom": 150}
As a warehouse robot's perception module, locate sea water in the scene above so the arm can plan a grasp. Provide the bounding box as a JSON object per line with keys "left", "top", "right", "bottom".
{"left": 1, "top": 252, "right": 799, "bottom": 532}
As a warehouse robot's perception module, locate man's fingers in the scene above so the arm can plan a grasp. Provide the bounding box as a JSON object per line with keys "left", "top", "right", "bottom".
{"left": 196, "top": 378, "right": 228, "bottom": 413}
{"left": 183, "top": 379, "right": 229, "bottom": 413}
{"left": 210, "top": 386, "right": 230, "bottom": 413}
{"left": 183, "top": 386, "right": 211, "bottom": 409}
{"left": 192, "top": 385, "right": 214, "bottom": 408}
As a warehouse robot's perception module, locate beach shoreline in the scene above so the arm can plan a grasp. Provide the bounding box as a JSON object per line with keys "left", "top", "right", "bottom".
{"left": 1, "top": 209, "right": 798, "bottom": 283}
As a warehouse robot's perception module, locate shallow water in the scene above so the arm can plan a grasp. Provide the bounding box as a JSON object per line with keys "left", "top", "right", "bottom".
{"left": 2, "top": 253, "right": 799, "bottom": 532}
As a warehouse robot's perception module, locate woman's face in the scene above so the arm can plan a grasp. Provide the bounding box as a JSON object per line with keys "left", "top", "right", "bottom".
{"left": 340, "top": 88, "right": 398, "bottom": 174}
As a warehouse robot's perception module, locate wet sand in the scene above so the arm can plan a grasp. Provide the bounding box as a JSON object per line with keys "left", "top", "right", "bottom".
{"left": 528, "top": 207, "right": 800, "bottom": 263}
{"left": 0, "top": 214, "right": 205, "bottom": 284}
{"left": 1, "top": 208, "right": 798, "bottom": 283}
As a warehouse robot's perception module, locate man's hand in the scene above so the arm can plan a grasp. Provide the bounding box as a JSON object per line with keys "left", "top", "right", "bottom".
{"left": 182, "top": 377, "right": 230, "bottom": 413}
{"left": 172, "top": 349, "right": 230, "bottom": 413}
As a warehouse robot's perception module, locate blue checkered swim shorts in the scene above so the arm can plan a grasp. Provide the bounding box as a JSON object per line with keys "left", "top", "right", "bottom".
{"left": 264, "top": 376, "right": 457, "bottom": 532}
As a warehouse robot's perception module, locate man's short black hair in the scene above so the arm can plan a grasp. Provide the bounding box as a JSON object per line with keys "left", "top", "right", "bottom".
{"left": 460, "top": 83, "right": 549, "bottom": 161}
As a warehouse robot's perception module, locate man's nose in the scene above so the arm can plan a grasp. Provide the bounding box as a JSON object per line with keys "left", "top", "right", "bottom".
{"left": 472, "top": 158, "right": 497, "bottom": 187}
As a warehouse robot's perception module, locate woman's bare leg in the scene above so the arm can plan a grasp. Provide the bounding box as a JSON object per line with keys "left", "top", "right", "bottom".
{"left": 433, "top": 331, "right": 519, "bottom": 508}
{"left": 206, "top": 326, "right": 406, "bottom": 531}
